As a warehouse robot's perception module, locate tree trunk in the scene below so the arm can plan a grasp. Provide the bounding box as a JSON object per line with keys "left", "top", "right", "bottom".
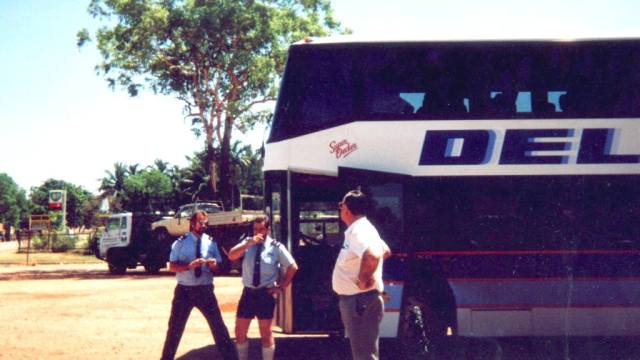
{"left": 219, "top": 119, "right": 233, "bottom": 210}
{"left": 205, "top": 142, "right": 217, "bottom": 201}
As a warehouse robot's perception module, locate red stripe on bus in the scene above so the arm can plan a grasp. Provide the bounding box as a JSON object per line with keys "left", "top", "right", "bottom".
{"left": 458, "top": 304, "right": 640, "bottom": 309}
{"left": 448, "top": 277, "right": 640, "bottom": 282}
{"left": 393, "top": 250, "right": 640, "bottom": 256}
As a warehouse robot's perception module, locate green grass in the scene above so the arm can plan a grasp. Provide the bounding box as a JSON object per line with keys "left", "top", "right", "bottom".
{"left": 0, "top": 250, "right": 103, "bottom": 265}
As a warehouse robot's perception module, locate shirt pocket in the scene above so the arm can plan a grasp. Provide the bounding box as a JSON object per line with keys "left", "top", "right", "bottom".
{"left": 262, "top": 253, "right": 277, "bottom": 265}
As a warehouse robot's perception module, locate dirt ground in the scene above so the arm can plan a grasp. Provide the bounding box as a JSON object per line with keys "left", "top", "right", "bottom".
{"left": 3, "top": 262, "right": 640, "bottom": 360}
{"left": 0, "top": 263, "right": 351, "bottom": 360}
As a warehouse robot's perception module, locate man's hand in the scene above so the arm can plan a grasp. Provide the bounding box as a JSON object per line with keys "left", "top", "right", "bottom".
{"left": 356, "top": 276, "right": 375, "bottom": 290}
{"left": 267, "top": 286, "right": 283, "bottom": 296}
{"left": 206, "top": 258, "right": 218, "bottom": 270}
{"left": 189, "top": 258, "right": 206, "bottom": 269}
{"left": 250, "top": 233, "right": 265, "bottom": 246}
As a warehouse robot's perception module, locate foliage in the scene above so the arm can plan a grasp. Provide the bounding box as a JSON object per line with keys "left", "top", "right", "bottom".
{"left": 79, "top": 0, "right": 344, "bottom": 208}
{"left": 29, "top": 179, "right": 95, "bottom": 229}
{"left": 30, "top": 235, "right": 49, "bottom": 251}
{"left": 51, "top": 234, "right": 78, "bottom": 253}
{"left": 121, "top": 168, "right": 173, "bottom": 212}
{"left": 0, "top": 173, "right": 30, "bottom": 228}
{"left": 99, "top": 162, "right": 128, "bottom": 212}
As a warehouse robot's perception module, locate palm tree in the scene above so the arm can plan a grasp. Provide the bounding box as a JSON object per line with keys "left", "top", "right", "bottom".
{"left": 153, "top": 159, "right": 169, "bottom": 174}
{"left": 99, "top": 162, "right": 128, "bottom": 211}
{"left": 127, "top": 164, "right": 140, "bottom": 176}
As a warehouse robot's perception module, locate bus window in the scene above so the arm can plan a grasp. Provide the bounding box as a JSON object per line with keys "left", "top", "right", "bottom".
{"left": 298, "top": 201, "right": 340, "bottom": 247}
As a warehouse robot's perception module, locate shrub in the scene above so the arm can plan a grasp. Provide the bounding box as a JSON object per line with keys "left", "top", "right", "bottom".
{"left": 51, "top": 234, "right": 78, "bottom": 253}
{"left": 30, "top": 235, "right": 49, "bottom": 250}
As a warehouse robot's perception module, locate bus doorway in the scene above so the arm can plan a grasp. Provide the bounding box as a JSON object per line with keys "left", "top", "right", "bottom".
{"left": 270, "top": 171, "right": 343, "bottom": 333}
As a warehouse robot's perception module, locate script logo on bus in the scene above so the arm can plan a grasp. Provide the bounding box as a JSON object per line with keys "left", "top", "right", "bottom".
{"left": 329, "top": 139, "right": 358, "bottom": 159}
{"left": 419, "top": 128, "right": 640, "bottom": 165}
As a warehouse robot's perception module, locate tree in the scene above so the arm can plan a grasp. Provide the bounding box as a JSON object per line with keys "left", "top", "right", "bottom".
{"left": 99, "top": 162, "right": 128, "bottom": 211}
{"left": 0, "top": 173, "right": 30, "bottom": 228}
{"left": 30, "top": 179, "right": 95, "bottom": 229}
{"left": 121, "top": 168, "right": 173, "bottom": 212}
{"left": 78, "top": 0, "right": 343, "bottom": 208}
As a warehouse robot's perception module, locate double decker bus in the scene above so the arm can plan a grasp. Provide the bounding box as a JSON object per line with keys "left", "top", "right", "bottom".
{"left": 263, "top": 36, "right": 640, "bottom": 355}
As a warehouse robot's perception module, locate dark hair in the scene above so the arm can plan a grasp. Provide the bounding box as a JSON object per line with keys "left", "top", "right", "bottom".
{"left": 342, "top": 190, "right": 369, "bottom": 216}
{"left": 253, "top": 215, "right": 271, "bottom": 228}
{"left": 190, "top": 210, "right": 208, "bottom": 223}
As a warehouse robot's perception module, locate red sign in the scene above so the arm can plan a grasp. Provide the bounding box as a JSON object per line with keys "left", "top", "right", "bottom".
{"left": 49, "top": 190, "right": 64, "bottom": 210}
{"left": 329, "top": 139, "right": 358, "bottom": 159}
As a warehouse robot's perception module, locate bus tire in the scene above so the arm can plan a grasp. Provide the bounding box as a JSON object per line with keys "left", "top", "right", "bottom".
{"left": 399, "top": 295, "right": 448, "bottom": 360}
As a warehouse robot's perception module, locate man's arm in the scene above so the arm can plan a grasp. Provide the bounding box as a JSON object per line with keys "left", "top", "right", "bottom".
{"left": 357, "top": 249, "right": 381, "bottom": 290}
{"left": 169, "top": 259, "right": 205, "bottom": 273}
{"left": 268, "top": 262, "right": 299, "bottom": 295}
{"left": 228, "top": 233, "right": 263, "bottom": 261}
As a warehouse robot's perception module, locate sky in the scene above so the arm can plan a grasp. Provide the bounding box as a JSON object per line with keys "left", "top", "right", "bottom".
{"left": 1, "top": 0, "right": 639, "bottom": 195}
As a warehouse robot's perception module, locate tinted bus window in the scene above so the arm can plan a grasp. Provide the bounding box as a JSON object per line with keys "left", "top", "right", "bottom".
{"left": 409, "top": 176, "right": 640, "bottom": 251}
{"left": 270, "top": 40, "right": 640, "bottom": 142}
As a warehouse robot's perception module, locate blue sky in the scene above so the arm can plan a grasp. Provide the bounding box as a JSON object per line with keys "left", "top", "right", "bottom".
{"left": 1, "top": 0, "right": 638, "bottom": 194}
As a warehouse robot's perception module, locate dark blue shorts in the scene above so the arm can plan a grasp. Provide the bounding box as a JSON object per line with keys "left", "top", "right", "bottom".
{"left": 236, "top": 287, "right": 276, "bottom": 320}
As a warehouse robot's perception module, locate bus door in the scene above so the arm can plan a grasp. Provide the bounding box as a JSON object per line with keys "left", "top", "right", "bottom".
{"left": 267, "top": 170, "right": 343, "bottom": 333}
{"left": 338, "top": 167, "right": 410, "bottom": 337}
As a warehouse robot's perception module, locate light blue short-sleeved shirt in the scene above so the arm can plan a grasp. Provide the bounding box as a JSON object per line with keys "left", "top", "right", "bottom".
{"left": 169, "top": 232, "right": 222, "bottom": 286}
{"left": 240, "top": 236, "right": 295, "bottom": 288}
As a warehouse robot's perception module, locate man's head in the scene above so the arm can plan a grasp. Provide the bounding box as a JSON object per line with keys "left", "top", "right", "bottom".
{"left": 339, "top": 190, "right": 368, "bottom": 225}
{"left": 252, "top": 215, "right": 271, "bottom": 237}
{"left": 190, "top": 210, "right": 208, "bottom": 236}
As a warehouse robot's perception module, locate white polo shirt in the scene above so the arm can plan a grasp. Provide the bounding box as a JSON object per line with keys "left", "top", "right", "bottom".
{"left": 332, "top": 217, "right": 389, "bottom": 296}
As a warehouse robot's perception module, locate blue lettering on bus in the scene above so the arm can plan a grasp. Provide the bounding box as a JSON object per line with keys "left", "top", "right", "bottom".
{"left": 419, "top": 130, "right": 493, "bottom": 165}
{"left": 500, "top": 129, "right": 570, "bottom": 164}
{"left": 419, "top": 128, "right": 640, "bottom": 165}
{"left": 578, "top": 129, "right": 640, "bottom": 164}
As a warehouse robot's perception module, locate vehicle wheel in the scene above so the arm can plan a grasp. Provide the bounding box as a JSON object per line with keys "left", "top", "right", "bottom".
{"left": 155, "top": 228, "right": 172, "bottom": 246}
{"left": 108, "top": 263, "right": 127, "bottom": 275}
{"left": 399, "top": 295, "right": 448, "bottom": 360}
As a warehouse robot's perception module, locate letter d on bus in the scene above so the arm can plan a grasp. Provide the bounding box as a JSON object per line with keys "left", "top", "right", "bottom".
{"left": 419, "top": 130, "right": 492, "bottom": 165}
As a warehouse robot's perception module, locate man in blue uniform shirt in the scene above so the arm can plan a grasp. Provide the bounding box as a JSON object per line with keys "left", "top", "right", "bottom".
{"left": 161, "top": 210, "right": 237, "bottom": 360}
{"left": 228, "top": 216, "right": 298, "bottom": 360}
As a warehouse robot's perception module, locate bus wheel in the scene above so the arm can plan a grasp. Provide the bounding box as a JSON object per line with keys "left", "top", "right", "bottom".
{"left": 108, "top": 263, "right": 126, "bottom": 275}
{"left": 399, "top": 295, "right": 446, "bottom": 359}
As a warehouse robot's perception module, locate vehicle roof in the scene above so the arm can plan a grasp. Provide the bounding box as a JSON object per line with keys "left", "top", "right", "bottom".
{"left": 293, "top": 33, "right": 640, "bottom": 46}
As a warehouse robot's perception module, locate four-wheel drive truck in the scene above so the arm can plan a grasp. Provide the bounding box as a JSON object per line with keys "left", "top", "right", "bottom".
{"left": 151, "top": 196, "right": 264, "bottom": 273}
{"left": 96, "top": 212, "right": 168, "bottom": 275}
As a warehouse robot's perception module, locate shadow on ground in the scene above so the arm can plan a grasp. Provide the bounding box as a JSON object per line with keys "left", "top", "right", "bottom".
{"left": 177, "top": 337, "right": 356, "bottom": 360}
{"left": 176, "top": 336, "right": 640, "bottom": 360}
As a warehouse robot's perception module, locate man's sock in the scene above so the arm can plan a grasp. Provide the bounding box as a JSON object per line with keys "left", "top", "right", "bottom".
{"left": 236, "top": 342, "right": 249, "bottom": 360}
{"left": 262, "top": 345, "right": 275, "bottom": 360}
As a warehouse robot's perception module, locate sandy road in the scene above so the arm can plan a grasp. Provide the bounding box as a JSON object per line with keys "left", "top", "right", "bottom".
{"left": 0, "top": 263, "right": 350, "bottom": 360}
{"left": 2, "top": 263, "right": 640, "bottom": 360}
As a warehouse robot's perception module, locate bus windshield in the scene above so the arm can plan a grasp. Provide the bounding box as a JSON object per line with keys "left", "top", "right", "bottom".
{"left": 270, "top": 40, "right": 640, "bottom": 142}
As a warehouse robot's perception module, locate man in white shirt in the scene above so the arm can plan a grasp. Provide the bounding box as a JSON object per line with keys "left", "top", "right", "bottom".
{"left": 332, "top": 190, "right": 391, "bottom": 360}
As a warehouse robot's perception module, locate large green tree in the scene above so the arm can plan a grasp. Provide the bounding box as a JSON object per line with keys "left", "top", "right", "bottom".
{"left": 121, "top": 168, "right": 173, "bottom": 212}
{"left": 0, "top": 174, "right": 30, "bottom": 228}
{"left": 78, "top": 0, "right": 343, "bottom": 208}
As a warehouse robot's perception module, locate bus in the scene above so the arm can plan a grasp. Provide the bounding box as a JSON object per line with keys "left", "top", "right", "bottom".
{"left": 262, "top": 36, "right": 640, "bottom": 356}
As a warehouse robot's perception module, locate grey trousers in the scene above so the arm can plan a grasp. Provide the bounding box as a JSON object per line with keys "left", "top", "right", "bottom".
{"left": 338, "top": 290, "right": 384, "bottom": 360}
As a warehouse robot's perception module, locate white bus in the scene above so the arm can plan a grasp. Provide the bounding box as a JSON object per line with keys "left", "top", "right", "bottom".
{"left": 263, "top": 36, "right": 640, "bottom": 356}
